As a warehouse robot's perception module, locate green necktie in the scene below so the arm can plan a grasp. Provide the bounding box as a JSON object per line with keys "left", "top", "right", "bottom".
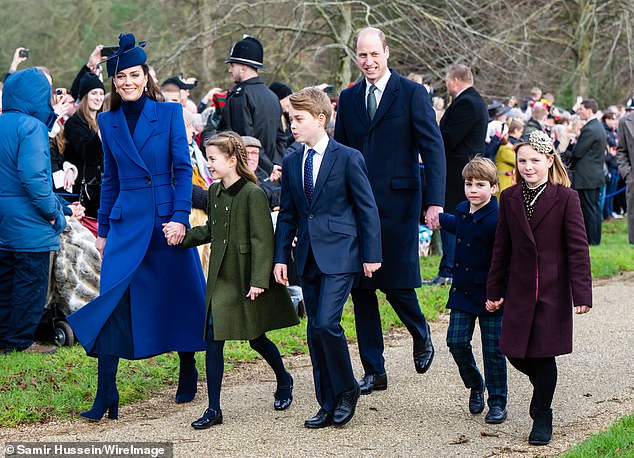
{"left": 367, "top": 84, "right": 377, "bottom": 121}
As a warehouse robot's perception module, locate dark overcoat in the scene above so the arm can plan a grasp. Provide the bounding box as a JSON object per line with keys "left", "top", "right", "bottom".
{"left": 183, "top": 179, "right": 298, "bottom": 341}
{"left": 487, "top": 183, "right": 592, "bottom": 358}
{"left": 571, "top": 118, "right": 607, "bottom": 189}
{"left": 439, "top": 86, "right": 488, "bottom": 211}
{"left": 334, "top": 69, "right": 445, "bottom": 289}
{"left": 68, "top": 99, "right": 207, "bottom": 358}
{"left": 440, "top": 198, "right": 501, "bottom": 316}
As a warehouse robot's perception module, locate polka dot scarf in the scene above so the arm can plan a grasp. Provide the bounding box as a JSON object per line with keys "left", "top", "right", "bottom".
{"left": 521, "top": 180, "right": 548, "bottom": 221}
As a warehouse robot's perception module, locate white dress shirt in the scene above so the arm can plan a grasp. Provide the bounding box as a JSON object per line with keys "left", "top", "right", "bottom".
{"left": 302, "top": 133, "right": 329, "bottom": 186}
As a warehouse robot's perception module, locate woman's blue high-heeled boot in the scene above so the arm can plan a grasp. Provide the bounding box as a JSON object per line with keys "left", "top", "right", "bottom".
{"left": 175, "top": 351, "right": 198, "bottom": 403}
{"left": 80, "top": 355, "right": 120, "bottom": 421}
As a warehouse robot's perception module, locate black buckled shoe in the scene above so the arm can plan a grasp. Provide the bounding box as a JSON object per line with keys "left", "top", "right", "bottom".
{"left": 304, "top": 409, "right": 333, "bottom": 429}
{"left": 359, "top": 373, "right": 388, "bottom": 395}
{"left": 191, "top": 409, "right": 223, "bottom": 430}
{"left": 274, "top": 373, "right": 293, "bottom": 411}
{"left": 332, "top": 383, "right": 361, "bottom": 426}
{"left": 485, "top": 406, "right": 507, "bottom": 424}
{"left": 469, "top": 385, "right": 485, "bottom": 415}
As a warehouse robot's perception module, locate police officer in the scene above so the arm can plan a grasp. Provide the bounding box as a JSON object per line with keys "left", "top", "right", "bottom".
{"left": 218, "top": 36, "right": 287, "bottom": 174}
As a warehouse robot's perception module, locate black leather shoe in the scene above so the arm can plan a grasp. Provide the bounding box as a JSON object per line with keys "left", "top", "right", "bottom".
{"left": 469, "top": 386, "right": 485, "bottom": 414}
{"left": 485, "top": 406, "right": 507, "bottom": 424}
{"left": 332, "top": 383, "right": 361, "bottom": 426}
{"left": 191, "top": 409, "right": 223, "bottom": 429}
{"left": 304, "top": 409, "right": 333, "bottom": 429}
{"left": 422, "top": 275, "right": 452, "bottom": 286}
{"left": 528, "top": 409, "right": 553, "bottom": 445}
{"left": 274, "top": 373, "right": 293, "bottom": 411}
{"left": 359, "top": 373, "right": 388, "bottom": 395}
{"left": 413, "top": 325, "right": 434, "bottom": 374}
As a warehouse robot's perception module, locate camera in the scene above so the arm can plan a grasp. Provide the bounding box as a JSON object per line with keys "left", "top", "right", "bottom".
{"left": 19, "top": 49, "right": 29, "bottom": 58}
{"left": 100, "top": 46, "right": 118, "bottom": 58}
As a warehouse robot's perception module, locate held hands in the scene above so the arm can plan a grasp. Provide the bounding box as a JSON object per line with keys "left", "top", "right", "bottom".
{"left": 246, "top": 286, "right": 264, "bottom": 300}
{"left": 162, "top": 221, "right": 186, "bottom": 246}
{"left": 424, "top": 205, "right": 443, "bottom": 230}
{"left": 486, "top": 298, "right": 504, "bottom": 312}
{"left": 363, "top": 262, "right": 382, "bottom": 278}
{"left": 274, "top": 263, "right": 288, "bottom": 286}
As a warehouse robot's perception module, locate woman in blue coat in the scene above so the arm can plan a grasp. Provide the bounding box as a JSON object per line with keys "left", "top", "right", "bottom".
{"left": 68, "top": 34, "right": 206, "bottom": 421}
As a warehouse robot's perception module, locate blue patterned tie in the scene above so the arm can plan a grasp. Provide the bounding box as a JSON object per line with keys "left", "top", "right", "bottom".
{"left": 304, "top": 148, "right": 316, "bottom": 203}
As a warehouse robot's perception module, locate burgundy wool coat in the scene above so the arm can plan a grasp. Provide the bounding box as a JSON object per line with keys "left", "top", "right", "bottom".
{"left": 487, "top": 183, "right": 592, "bottom": 358}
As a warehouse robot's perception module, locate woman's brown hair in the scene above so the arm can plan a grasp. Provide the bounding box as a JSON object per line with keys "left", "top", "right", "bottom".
{"left": 77, "top": 92, "right": 104, "bottom": 133}
{"left": 109, "top": 64, "right": 163, "bottom": 111}
{"left": 204, "top": 131, "right": 257, "bottom": 184}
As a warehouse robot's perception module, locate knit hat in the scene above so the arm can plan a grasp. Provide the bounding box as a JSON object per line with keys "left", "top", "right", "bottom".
{"left": 78, "top": 73, "right": 105, "bottom": 99}
{"left": 269, "top": 82, "right": 292, "bottom": 100}
{"left": 105, "top": 33, "right": 147, "bottom": 78}
{"left": 225, "top": 36, "right": 263, "bottom": 69}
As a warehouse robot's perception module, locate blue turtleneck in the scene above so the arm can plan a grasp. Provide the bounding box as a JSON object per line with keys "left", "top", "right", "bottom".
{"left": 121, "top": 92, "right": 147, "bottom": 137}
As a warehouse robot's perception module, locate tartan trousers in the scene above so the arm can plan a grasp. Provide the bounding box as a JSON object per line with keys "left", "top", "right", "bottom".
{"left": 446, "top": 309, "right": 507, "bottom": 408}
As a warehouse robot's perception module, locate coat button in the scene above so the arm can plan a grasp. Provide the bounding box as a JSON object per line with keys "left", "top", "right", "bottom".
{"left": 461, "top": 214, "right": 466, "bottom": 219}
{"left": 308, "top": 214, "right": 314, "bottom": 219}
{"left": 455, "top": 262, "right": 459, "bottom": 267}
{"left": 210, "top": 237, "right": 214, "bottom": 242}
{"left": 452, "top": 287, "right": 457, "bottom": 292}
{"left": 224, "top": 223, "right": 228, "bottom": 228}
{"left": 467, "top": 243, "right": 471, "bottom": 247}
{"left": 225, "top": 206, "right": 229, "bottom": 211}
{"left": 465, "top": 267, "right": 469, "bottom": 272}
{"left": 457, "top": 238, "right": 461, "bottom": 243}
{"left": 212, "top": 220, "right": 216, "bottom": 225}
{"left": 146, "top": 178, "right": 152, "bottom": 185}
{"left": 214, "top": 204, "right": 218, "bottom": 209}
{"left": 223, "top": 239, "right": 227, "bottom": 244}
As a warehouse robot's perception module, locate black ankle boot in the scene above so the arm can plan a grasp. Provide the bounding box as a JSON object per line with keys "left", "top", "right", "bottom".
{"left": 80, "top": 355, "right": 120, "bottom": 421}
{"left": 528, "top": 409, "right": 553, "bottom": 445}
{"left": 175, "top": 352, "right": 198, "bottom": 403}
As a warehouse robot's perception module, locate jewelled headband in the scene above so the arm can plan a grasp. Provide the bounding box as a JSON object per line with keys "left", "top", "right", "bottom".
{"left": 528, "top": 130, "right": 554, "bottom": 154}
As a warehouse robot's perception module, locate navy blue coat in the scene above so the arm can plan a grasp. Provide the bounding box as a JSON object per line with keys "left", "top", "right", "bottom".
{"left": 274, "top": 138, "right": 381, "bottom": 275}
{"left": 68, "top": 99, "right": 206, "bottom": 358}
{"left": 439, "top": 198, "right": 500, "bottom": 316}
{"left": 0, "top": 68, "right": 66, "bottom": 252}
{"left": 334, "top": 70, "right": 446, "bottom": 289}
{"left": 439, "top": 87, "right": 488, "bottom": 211}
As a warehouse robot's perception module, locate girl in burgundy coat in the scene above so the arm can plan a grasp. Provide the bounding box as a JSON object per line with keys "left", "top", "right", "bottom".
{"left": 486, "top": 130, "right": 592, "bottom": 446}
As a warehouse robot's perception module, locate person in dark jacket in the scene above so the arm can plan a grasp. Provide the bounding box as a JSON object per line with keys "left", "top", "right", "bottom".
{"left": 570, "top": 99, "right": 607, "bottom": 245}
{"left": 601, "top": 111, "right": 620, "bottom": 220}
{"left": 0, "top": 68, "right": 67, "bottom": 354}
{"left": 217, "top": 36, "right": 287, "bottom": 175}
{"left": 242, "top": 135, "right": 281, "bottom": 209}
{"left": 64, "top": 73, "right": 106, "bottom": 225}
{"left": 439, "top": 157, "right": 507, "bottom": 425}
{"left": 426, "top": 64, "right": 487, "bottom": 286}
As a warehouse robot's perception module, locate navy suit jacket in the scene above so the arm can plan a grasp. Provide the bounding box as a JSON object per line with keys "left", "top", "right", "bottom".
{"left": 334, "top": 69, "right": 445, "bottom": 288}
{"left": 274, "top": 138, "right": 381, "bottom": 276}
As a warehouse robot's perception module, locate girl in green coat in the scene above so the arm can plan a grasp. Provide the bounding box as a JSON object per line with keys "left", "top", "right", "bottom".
{"left": 179, "top": 131, "right": 299, "bottom": 429}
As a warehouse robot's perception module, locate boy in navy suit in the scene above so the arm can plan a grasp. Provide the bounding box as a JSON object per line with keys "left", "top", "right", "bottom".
{"left": 439, "top": 157, "right": 507, "bottom": 424}
{"left": 274, "top": 87, "right": 382, "bottom": 428}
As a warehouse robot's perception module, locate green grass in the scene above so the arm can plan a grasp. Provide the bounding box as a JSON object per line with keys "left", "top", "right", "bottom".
{"left": 589, "top": 220, "right": 634, "bottom": 278}
{"left": 0, "top": 219, "right": 630, "bottom": 428}
{"left": 561, "top": 413, "right": 634, "bottom": 457}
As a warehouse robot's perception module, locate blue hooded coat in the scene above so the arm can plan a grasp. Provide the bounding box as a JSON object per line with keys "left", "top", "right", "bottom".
{"left": 0, "top": 68, "right": 66, "bottom": 251}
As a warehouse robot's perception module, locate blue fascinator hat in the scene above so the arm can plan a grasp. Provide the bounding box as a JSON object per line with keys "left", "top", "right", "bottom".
{"left": 105, "top": 33, "right": 147, "bottom": 78}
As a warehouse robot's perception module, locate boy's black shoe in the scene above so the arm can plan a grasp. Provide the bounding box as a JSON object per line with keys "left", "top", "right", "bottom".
{"left": 359, "top": 373, "right": 388, "bottom": 394}
{"left": 485, "top": 406, "right": 507, "bottom": 424}
{"left": 469, "top": 385, "right": 485, "bottom": 414}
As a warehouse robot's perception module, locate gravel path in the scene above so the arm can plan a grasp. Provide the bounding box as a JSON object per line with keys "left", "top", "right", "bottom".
{"left": 2, "top": 273, "right": 633, "bottom": 457}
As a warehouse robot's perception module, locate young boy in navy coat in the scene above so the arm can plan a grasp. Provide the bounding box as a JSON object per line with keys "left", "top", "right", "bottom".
{"left": 274, "top": 87, "right": 382, "bottom": 429}
{"left": 439, "top": 157, "right": 507, "bottom": 424}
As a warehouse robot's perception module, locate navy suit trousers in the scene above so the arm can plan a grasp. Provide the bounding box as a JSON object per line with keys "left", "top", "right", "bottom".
{"left": 352, "top": 287, "right": 430, "bottom": 375}
{"left": 301, "top": 248, "right": 356, "bottom": 411}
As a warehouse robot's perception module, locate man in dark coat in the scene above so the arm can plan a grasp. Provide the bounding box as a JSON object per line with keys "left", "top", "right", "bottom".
{"left": 571, "top": 99, "right": 606, "bottom": 245}
{"left": 616, "top": 100, "right": 634, "bottom": 244}
{"left": 218, "top": 36, "right": 287, "bottom": 175}
{"left": 426, "top": 64, "right": 487, "bottom": 285}
{"left": 334, "top": 27, "right": 446, "bottom": 395}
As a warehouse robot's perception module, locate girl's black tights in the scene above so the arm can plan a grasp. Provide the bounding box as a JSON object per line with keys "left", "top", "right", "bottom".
{"left": 507, "top": 356, "right": 557, "bottom": 412}
{"left": 205, "top": 333, "right": 289, "bottom": 411}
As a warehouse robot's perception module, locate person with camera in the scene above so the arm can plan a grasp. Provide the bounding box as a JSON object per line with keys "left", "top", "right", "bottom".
{"left": 64, "top": 73, "right": 106, "bottom": 236}
{"left": 67, "top": 33, "right": 206, "bottom": 422}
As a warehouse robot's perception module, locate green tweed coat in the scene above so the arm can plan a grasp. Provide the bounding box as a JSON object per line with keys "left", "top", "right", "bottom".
{"left": 182, "top": 178, "right": 299, "bottom": 340}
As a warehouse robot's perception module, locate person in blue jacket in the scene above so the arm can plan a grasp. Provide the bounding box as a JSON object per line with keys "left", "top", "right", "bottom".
{"left": 67, "top": 34, "right": 207, "bottom": 421}
{"left": 439, "top": 157, "right": 507, "bottom": 424}
{"left": 0, "top": 68, "right": 67, "bottom": 355}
